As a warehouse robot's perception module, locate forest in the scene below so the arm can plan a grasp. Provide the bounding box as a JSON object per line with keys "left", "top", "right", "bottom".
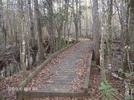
{"left": 0, "top": 0, "right": 134, "bottom": 100}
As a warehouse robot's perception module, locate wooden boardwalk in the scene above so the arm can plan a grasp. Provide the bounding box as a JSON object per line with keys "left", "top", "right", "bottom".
{"left": 16, "top": 40, "right": 93, "bottom": 100}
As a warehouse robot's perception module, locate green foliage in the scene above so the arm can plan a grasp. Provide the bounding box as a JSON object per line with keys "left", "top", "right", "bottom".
{"left": 60, "top": 39, "right": 66, "bottom": 47}
{"left": 81, "top": 6, "right": 87, "bottom": 11}
{"left": 125, "top": 72, "right": 131, "bottom": 78}
{"left": 56, "top": 38, "right": 66, "bottom": 51}
{"left": 125, "top": 95, "right": 133, "bottom": 100}
{"left": 117, "top": 68, "right": 134, "bottom": 78}
{"left": 131, "top": 72, "right": 134, "bottom": 75}
{"left": 118, "top": 68, "right": 124, "bottom": 77}
{"left": 98, "top": 79, "right": 118, "bottom": 100}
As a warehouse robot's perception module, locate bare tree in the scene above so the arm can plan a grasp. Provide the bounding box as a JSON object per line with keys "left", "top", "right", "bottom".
{"left": 72, "top": 0, "right": 79, "bottom": 42}
{"left": 28, "top": 0, "right": 36, "bottom": 47}
{"left": 92, "top": 0, "right": 100, "bottom": 65}
{"left": 0, "top": 0, "right": 2, "bottom": 28}
{"left": 107, "top": 0, "right": 113, "bottom": 78}
{"left": 0, "top": 0, "right": 7, "bottom": 53}
{"left": 78, "top": 0, "right": 82, "bottom": 38}
{"left": 100, "top": 0, "right": 106, "bottom": 79}
{"left": 18, "top": 0, "right": 27, "bottom": 78}
{"left": 64, "top": 0, "right": 69, "bottom": 42}
{"left": 121, "top": 0, "right": 130, "bottom": 72}
{"left": 55, "top": 0, "right": 64, "bottom": 50}
{"left": 85, "top": 0, "right": 88, "bottom": 38}
{"left": 46, "top": 0, "right": 55, "bottom": 53}
{"left": 34, "top": 0, "right": 45, "bottom": 61}
{"left": 127, "top": 0, "right": 134, "bottom": 84}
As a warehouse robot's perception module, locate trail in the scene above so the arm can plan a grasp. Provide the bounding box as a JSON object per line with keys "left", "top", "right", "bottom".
{"left": 26, "top": 40, "right": 92, "bottom": 93}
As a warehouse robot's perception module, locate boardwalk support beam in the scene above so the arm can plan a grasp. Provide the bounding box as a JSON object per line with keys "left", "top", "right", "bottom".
{"left": 16, "top": 91, "right": 88, "bottom": 100}
{"left": 84, "top": 51, "right": 93, "bottom": 93}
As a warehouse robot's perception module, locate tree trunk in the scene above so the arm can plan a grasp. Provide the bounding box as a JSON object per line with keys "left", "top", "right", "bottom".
{"left": 72, "top": 0, "right": 78, "bottom": 42}
{"left": 28, "top": 0, "right": 36, "bottom": 47}
{"left": 34, "top": 0, "right": 45, "bottom": 61}
{"left": 0, "top": 0, "right": 6, "bottom": 53}
{"left": 64, "top": 0, "right": 69, "bottom": 44}
{"left": 100, "top": 0, "right": 106, "bottom": 79}
{"left": 107, "top": 0, "right": 113, "bottom": 78}
{"left": 75, "top": 0, "right": 79, "bottom": 42}
{"left": 122, "top": 0, "right": 130, "bottom": 72}
{"left": 85, "top": 0, "right": 88, "bottom": 38}
{"left": 92, "top": 0, "right": 100, "bottom": 65}
{"left": 0, "top": 0, "right": 2, "bottom": 28}
{"left": 46, "top": 0, "right": 55, "bottom": 53}
{"left": 79, "top": 0, "right": 82, "bottom": 38}
{"left": 18, "top": 0, "right": 27, "bottom": 78}
{"left": 129, "top": 0, "right": 134, "bottom": 71}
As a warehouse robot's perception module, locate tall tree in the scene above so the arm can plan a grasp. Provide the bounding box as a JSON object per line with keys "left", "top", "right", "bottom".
{"left": 129, "top": 0, "right": 134, "bottom": 72}
{"left": 100, "top": 0, "right": 106, "bottom": 79}
{"left": 64, "top": 0, "right": 69, "bottom": 42}
{"left": 34, "top": 0, "right": 45, "bottom": 61}
{"left": 92, "top": 0, "right": 100, "bottom": 65}
{"left": 18, "top": 0, "right": 27, "bottom": 78}
{"left": 55, "top": 0, "right": 64, "bottom": 50}
{"left": 122, "top": 0, "right": 130, "bottom": 72}
{"left": 46, "top": 0, "right": 55, "bottom": 53}
{"left": 107, "top": 0, "right": 113, "bottom": 78}
{"left": 75, "top": 0, "right": 79, "bottom": 42}
{"left": 78, "top": 0, "right": 82, "bottom": 38}
{"left": 85, "top": 0, "right": 88, "bottom": 38}
{"left": 28, "top": 0, "right": 36, "bottom": 47}
{"left": 0, "top": 0, "right": 2, "bottom": 28}
{"left": 0, "top": 0, "right": 7, "bottom": 53}
{"left": 72, "top": 0, "right": 79, "bottom": 42}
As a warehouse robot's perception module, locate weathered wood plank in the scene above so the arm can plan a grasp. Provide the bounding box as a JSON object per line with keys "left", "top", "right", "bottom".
{"left": 51, "top": 76, "right": 74, "bottom": 80}
{"left": 84, "top": 51, "right": 93, "bottom": 93}
{"left": 37, "top": 85, "right": 71, "bottom": 92}
{"left": 16, "top": 91, "right": 89, "bottom": 100}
